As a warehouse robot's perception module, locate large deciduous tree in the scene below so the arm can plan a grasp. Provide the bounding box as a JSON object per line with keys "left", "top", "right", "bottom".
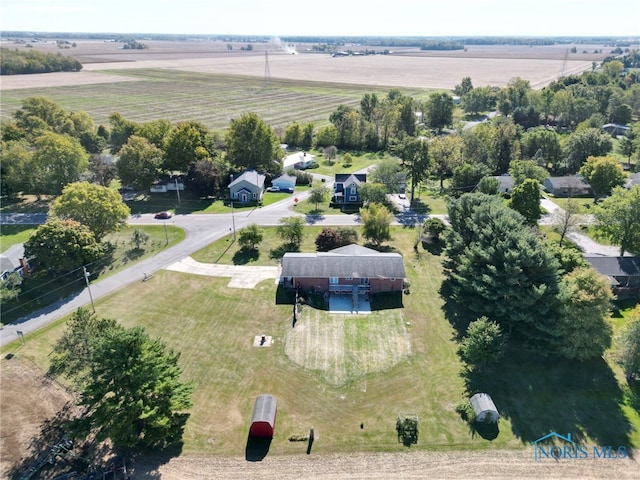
{"left": 163, "top": 120, "right": 214, "bottom": 172}
{"left": 578, "top": 155, "right": 625, "bottom": 202}
{"left": 369, "top": 157, "right": 404, "bottom": 193}
{"left": 563, "top": 128, "right": 613, "bottom": 173}
{"left": 24, "top": 219, "right": 102, "bottom": 274}
{"left": 108, "top": 113, "right": 138, "bottom": 154}
{"left": 555, "top": 267, "right": 613, "bottom": 361}
{"left": 49, "top": 308, "right": 193, "bottom": 450}
{"left": 32, "top": 132, "right": 89, "bottom": 196}
{"left": 394, "top": 136, "right": 431, "bottom": 202}
{"left": 430, "top": 135, "right": 463, "bottom": 191}
{"left": 14, "top": 96, "right": 68, "bottom": 136}
{"left": 508, "top": 159, "right": 549, "bottom": 186}
{"left": 116, "top": 135, "right": 164, "bottom": 190}
{"left": 425, "top": 92, "right": 454, "bottom": 132}
{"left": 509, "top": 178, "right": 542, "bottom": 225}
{"left": 593, "top": 185, "right": 640, "bottom": 256}
{"left": 225, "top": 113, "right": 282, "bottom": 174}
{"left": 50, "top": 181, "right": 130, "bottom": 241}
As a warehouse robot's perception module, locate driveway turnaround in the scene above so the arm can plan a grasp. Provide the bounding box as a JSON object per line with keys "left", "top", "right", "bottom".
{"left": 165, "top": 257, "right": 281, "bottom": 288}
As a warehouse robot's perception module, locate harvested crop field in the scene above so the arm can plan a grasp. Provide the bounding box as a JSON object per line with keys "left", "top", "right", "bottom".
{"left": 0, "top": 39, "right": 613, "bottom": 91}
{"left": 131, "top": 449, "right": 639, "bottom": 479}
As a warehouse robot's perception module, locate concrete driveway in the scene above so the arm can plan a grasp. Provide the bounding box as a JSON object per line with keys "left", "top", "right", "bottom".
{"left": 165, "top": 256, "right": 281, "bottom": 288}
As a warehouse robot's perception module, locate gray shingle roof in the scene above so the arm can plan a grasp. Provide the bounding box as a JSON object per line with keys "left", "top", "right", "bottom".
{"left": 229, "top": 170, "right": 266, "bottom": 188}
{"left": 281, "top": 244, "right": 405, "bottom": 278}
{"left": 585, "top": 256, "right": 640, "bottom": 277}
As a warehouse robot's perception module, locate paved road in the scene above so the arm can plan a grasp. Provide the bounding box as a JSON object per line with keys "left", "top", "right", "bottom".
{"left": 0, "top": 187, "right": 431, "bottom": 346}
{"left": 0, "top": 191, "right": 619, "bottom": 347}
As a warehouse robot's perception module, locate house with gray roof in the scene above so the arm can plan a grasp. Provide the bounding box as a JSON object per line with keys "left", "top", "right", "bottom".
{"left": 229, "top": 170, "right": 266, "bottom": 204}
{"left": 585, "top": 256, "right": 640, "bottom": 297}
{"left": 624, "top": 172, "right": 640, "bottom": 190}
{"left": 330, "top": 173, "right": 367, "bottom": 210}
{"left": 491, "top": 175, "right": 516, "bottom": 195}
{"left": 280, "top": 244, "right": 405, "bottom": 295}
{"left": 542, "top": 176, "right": 593, "bottom": 197}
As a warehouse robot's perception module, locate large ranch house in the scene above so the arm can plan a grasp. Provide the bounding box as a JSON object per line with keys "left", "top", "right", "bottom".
{"left": 280, "top": 244, "right": 406, "bottom": 312}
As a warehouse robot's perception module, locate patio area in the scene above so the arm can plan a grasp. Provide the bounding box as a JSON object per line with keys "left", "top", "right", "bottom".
{"left": 329, "top": 293, "right": 371, "bottom": 315}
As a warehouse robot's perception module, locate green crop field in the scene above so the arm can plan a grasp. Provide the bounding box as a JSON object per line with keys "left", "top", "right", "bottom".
{"left": 0, "top": 70, "right": 426, "bottom": 134}
{"left": 5, "top": 227, "right": 638, "bottom": 457}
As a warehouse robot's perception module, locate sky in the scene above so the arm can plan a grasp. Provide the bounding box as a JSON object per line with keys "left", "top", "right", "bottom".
{"left": 1, "top": 0, "right": 639, "bottom": 38}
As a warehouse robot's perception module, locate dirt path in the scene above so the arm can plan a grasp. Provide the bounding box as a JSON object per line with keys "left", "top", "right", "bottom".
{"left": 132, "top": 449, "right": 639, "bottom": 479}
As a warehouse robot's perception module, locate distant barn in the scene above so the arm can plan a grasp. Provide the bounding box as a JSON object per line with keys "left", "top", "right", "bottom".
{"left": 249, "top": 394, "right": 277, "bottom": 438}
{"left": 469, "top": 393, "right": 499, "bottom": 423}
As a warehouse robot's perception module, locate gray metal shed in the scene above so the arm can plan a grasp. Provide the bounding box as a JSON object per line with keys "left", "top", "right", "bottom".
{"left": 469, "top": 393, "right": 499, "bottom": 423}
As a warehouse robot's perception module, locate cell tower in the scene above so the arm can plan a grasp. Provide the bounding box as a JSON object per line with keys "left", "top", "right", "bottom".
{"left": 264, "top": 51, "right": 271, "bottom": 85}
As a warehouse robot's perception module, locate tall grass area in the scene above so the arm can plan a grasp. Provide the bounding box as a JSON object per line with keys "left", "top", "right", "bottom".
{"left": 4, "top": 227, "right": 639, "bottom": 455}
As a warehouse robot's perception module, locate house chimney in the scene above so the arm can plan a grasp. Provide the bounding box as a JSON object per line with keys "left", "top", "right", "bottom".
{"left": 19, "top": 257, "right": 30, "bottom": 278}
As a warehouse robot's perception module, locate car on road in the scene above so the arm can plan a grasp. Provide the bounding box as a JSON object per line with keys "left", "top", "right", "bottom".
{"left": 398, "top": 194, "right": 407, "bottom": 200}
{"left": 154, "top": 211, "right": 173, "bottom": 219}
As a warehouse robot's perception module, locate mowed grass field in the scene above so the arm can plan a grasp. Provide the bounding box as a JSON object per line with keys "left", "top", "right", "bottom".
{"left": 6, "top": 226, "right": 639, "bottom": 457}
{"left": 4, "top": 227, "right": 522, "bottom": 455}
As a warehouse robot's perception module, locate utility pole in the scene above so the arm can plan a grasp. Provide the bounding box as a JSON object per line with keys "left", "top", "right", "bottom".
{"left": 82, "top": 266, "right": 95, "bottom": 313}
{"left": 230, "top": 174, "right": 236, "bottom": 241}
{"left": 175, "top": 177, "right": 181, "bottom": 206}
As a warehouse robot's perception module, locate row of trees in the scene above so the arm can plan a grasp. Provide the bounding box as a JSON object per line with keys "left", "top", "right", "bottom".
{"left": 0, "top": 48, "right": 83, "bottom": 75}
{"left": 3, "top": 48, "right": 639, "bottom": 203}
{"left": 443, "top": 193, "right": 614, "bottom": 362}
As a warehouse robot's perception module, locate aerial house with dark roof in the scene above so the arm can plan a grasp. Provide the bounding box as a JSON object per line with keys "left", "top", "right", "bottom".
{"left": 280, "top": 244, "right": 406, "bottom": 295}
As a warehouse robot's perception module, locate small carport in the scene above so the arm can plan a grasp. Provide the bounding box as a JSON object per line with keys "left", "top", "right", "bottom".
{"left": 249, "top": 394, "right": 277, "bottom": 438}
{"left": 469, "top": 393, "right": 499, "bottom": 423}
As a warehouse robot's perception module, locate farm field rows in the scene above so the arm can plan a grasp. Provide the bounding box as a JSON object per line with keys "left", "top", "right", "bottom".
{"left": 0, "top": 39, "right": 610, "bottom": 132}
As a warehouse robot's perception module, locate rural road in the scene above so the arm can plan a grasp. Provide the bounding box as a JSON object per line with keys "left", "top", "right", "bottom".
{"left": 0, "top": 192, "right": 618, "bottom": 347}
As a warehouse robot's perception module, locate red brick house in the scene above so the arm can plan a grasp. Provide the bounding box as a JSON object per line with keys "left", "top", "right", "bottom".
{"left": 280, "top": 244, "right": 406, "bottom": 295}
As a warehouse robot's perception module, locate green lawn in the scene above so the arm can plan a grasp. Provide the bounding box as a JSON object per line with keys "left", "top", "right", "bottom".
{"left": 0, "top": 225, "right": 36, "bottom": 253}
{"left": 5, "top": 226, "right": 639, "bottom": 456}
{"left": 0, "top": 225, "right": 184, "bottom": 325}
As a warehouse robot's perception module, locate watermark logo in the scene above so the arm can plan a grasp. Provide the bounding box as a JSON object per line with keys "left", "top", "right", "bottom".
{"left": 532, "top": 432, "right": 627, "bottom": 461}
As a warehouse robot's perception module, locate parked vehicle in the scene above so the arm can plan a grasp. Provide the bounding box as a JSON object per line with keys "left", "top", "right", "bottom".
{"left": 154, "top": 211, "right": 173, "bottom": 219}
